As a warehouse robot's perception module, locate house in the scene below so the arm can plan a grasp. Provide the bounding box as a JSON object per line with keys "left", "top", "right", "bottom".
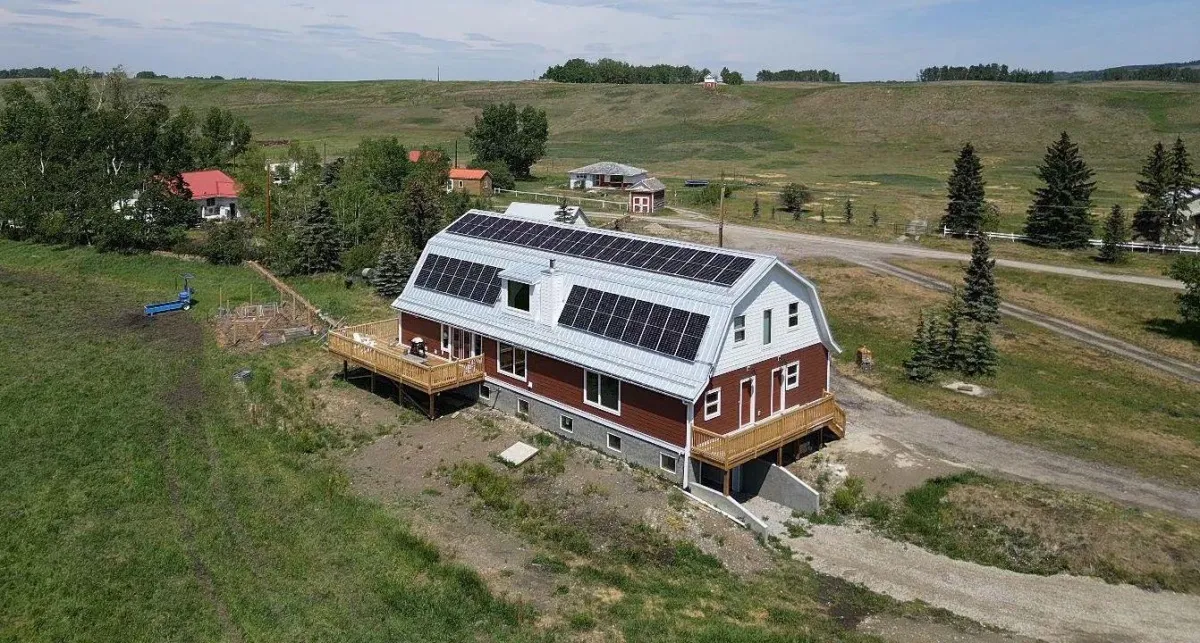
{"left": 182, "top": 169, "right": 242, "bottom": 220}
{"left": 627, "top": 177, "right": 666, "bottom": 213}
{"left": 326, "top": 209, "right": 845, "bottom": 505}
{"left": 408, "top": 149, "right": 442, "bottom": 164}
{"left": 503, "top": 202, "right": 590, "bottom": 227}
{"left": 267, "top": 160, "right": 300, "bottom": 184}
{"left": 702, "top": 74, "right": 718, "bottom": 89}
{"left": 568, "top": 162, "right": 649, "bottom": 190}
{"left": 447, "top": 168, "right": 492, "bottom": 195}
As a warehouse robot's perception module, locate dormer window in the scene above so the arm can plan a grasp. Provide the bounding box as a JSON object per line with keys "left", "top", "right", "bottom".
{"left": 507, "top": 281, "right": 531, "bottom": 311}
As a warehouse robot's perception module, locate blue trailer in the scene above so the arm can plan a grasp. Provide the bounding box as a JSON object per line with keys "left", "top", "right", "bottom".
{"left": 144, "top": 274, "right": 196, "bottom": 316}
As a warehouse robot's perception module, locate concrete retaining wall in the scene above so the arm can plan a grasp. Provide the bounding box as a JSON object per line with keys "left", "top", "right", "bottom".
{"left": 741, "top": 458, "right": 821, "bottom": 514}
{"left": 685, "top": 483, "right": 770, "bottom": 537}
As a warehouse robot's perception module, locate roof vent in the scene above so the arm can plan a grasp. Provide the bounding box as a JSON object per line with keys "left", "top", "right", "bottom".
{"left": 549, "top": 258, "right": 556, "bottom": 274}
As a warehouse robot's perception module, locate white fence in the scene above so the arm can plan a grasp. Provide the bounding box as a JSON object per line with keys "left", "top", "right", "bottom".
{"left": 493, "top": 188, "right": 626, "bottom": 210}
{"left": 942, "top": 227, "right": 1200, "bottom": 255}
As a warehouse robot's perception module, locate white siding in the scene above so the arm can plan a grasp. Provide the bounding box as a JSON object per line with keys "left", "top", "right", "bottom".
{"left": 713, "top": 264, "right": 822, "bottom": 375}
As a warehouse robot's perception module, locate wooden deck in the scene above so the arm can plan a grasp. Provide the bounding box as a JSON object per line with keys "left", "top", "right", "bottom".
{"left": 692, "top": 393, "right": 845, "bottom": 470}
{"left": 326, "top": 319, "right": 485, "bottom": 395}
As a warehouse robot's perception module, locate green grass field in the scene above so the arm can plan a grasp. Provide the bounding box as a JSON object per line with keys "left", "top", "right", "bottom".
{"left": 123, "top": 78, "right": 1200, "bottom": 231}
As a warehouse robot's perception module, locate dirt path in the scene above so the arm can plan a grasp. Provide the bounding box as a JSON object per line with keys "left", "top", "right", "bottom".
{"left": 835, "top": 375, "right": 1200, "bottom": 520}
{"left": 862, "top": 260, "right": 1200, "bottom": 385}
{"left": 777, "top": 522, "right": 1200, "bottom": 643}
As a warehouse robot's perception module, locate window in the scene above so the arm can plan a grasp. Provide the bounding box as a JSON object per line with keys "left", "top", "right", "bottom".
{"left": 517, "top": 398, "right": 530, "bottom": 418}
{"left": 733, "top": 315, "right": 746, "bottom": 343}
{"left": 785, "top": 362, "right": 799, "bottom": 389}
{"left": 497, "top": 342, "right": 527, "bottom": 380}
{"left": 788, "top": 302, "right": 800, "bottom": 328}
{"left": 607, "top": 433, "right": 622, "bottom": 452}
{"left": 506, "top": 281, "right": 531, "bottom": 312}
{"left": 472, "top": 333, "right": 483, "bottom": 357}
{"left": 441, "top": 324, "right": 451, "bottom": 352}
{"left": 703, "top": 389, "right": 721, "bottom": 420}
{"left": 479, "top": 384, "right": 492, "bottom": 400}
{"left": 585, "top": 370, "right": 621, "bottom": 413}
{"left": 762, "top": 309, "right": 773, "bottom": 345}
{"left": 559, "top": 415, "right": 573, "bottom": 433}
{"left": 660, "top": 453, "right": 678, "bottom": 473}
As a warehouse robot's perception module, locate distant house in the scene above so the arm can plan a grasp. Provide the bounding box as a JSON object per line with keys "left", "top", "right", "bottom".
{"left": 702, "top": 74, "right": 718, "bottom": 89}
{"left": 627, "top": 177, "right": 666, "bottom": 214}
{"left": 503, "top": 202, "right": 590, "bottom": 227}
{"left": 447, "top": 168, "right": 492, "bottom": 195}
{"left": 409, "top": 149, "right": 442, "bottom": 164}
{"left": 1182, "top": 187, "right": 1200, "bottom": 244}
{"left": 568, "top": 162, "right": 649, "bottom": 190}
{"left": 267, "top": 160, "right": 300, "bottom": 185}
{"left": 115, "top": 169, "right": 242, "bottom": 221}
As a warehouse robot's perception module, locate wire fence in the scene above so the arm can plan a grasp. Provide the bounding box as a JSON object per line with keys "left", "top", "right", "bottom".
{"left": 941, "top": 227, "right": 1200, "bottom": 254}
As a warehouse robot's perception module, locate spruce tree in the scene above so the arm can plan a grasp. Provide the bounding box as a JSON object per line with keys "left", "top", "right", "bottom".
{"left": 938, "top": 291, "right": 969, "bottom": 371}
{"left": 295, "top": 195, "right": 341, "bottom": 275}
{"left": 1166, "top": 137, "right": 1199, "bottom": 245}
{"left": 554, "top": 198, "right": 573, "bottom": 224}
{"left": 871, "top": 206, "right": 880, "bottom": 227}
{"left": 1099, "top": 204, "right": 1128, "bottom": 264}
{"left": 904, "top": 312, "right": 937, "bottom": 383}
{"left": 819, "top": 206, "right": 826, "bottom": 223}
{"left": 1024, "top": 132, "right": 1096, "bottom": 248}
{"left": 843, "top": 199, "right": 854, "bottom": 225}
{"left": 373, "top": 234, "right": 415, "bottom": 298}
{"left": 1132, "top": 142, "right": 1171, "bottom": 242}
{"left": 752, "top": 197, "right": 761, "bottom": 219}
{"left": 941, "top": 142, "right": 986, "bottom": 232}
{"left": 962, "top": 236, "right": 1001, "bottom": 324}
{"left": 961, "top": 322, "right": 998, "bottom": 377}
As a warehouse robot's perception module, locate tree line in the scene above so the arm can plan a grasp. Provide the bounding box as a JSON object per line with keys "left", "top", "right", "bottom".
{"left": 541, "top": 58, "right": 715, "bottom": 84}
{"left": 0, "top": 68, "right": 251, "bottom": 251}
{"left": 917, "top": 64, "right": 1054, "bottom": 83}
{"left": 0, "top": 67, "right": 103, "bottom": 79}
{"left": 1056, "top": 61, "right": 1200, "bottom": 84}
{"left": 755, "top": 69, "right": 840, "bottom": 82}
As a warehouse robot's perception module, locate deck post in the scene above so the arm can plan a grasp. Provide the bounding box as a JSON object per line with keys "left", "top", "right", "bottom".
{"left": 723, "top": 469, "right": 731, "bottom": 497}
{"left": 370, "top": 370, "right": 375, "bottom": 394}
{"left": 777, "top": 446, "right": 783, "bottom": 466}
{"left": 428, "top": 393, "right": 436, "bottom": 419}
{"left": 342, "top": 360, "right": 348, "bottom": 380}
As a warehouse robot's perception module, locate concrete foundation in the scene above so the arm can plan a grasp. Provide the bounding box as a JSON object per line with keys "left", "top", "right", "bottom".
{"left": 741, "top": 458, "right": 821, "bottom": 514}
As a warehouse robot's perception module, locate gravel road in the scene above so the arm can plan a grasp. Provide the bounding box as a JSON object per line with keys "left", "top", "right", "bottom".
{"left": 836, "top": 375, "right": 1200, "bottom": 520}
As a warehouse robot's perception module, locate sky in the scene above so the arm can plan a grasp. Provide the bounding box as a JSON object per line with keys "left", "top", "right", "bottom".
{"left": 0, "top": 0, "right": 1195, "bottom": 82}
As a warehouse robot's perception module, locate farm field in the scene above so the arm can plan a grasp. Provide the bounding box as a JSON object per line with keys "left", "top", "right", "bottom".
{"left": 13, "top": 77, "right": 1190, "bottom": 232}
{"left": 793, "top": 258, "right": 1200, "bottom": 487}
{"left": 1, "top": 241, "right": 983, "bottom": 642}
{"left": 891, "top": 258, "right": 1200, "bottom": 363}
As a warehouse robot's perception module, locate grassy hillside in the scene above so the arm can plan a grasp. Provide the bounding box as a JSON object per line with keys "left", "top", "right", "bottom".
{"left": 145, "top": 78, "right": 1200, "bottom": 227}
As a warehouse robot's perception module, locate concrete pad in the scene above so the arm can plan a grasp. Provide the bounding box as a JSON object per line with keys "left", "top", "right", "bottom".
{"left": 498, "top": 442, "right": 539, "bottom": 466}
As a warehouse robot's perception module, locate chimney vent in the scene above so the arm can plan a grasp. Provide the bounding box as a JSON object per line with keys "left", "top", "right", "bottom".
{"left": 549, "top": 258, "right": 556, "bottom": 274}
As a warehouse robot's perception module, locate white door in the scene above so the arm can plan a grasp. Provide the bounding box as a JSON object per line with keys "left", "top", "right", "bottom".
{"left": 770, "top": 367, "right": 785, "bottom": 415}
{"left": 739, "top": 376, "right": 756, "bottom": 428}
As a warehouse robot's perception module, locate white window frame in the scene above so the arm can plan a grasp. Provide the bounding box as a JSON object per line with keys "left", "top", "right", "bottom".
{"left": 659, "top": 453, "right": 678, "bottom": 473}
{"left": 440, "top": 324, "right": 451, "bottom": 353}
{"left": 559, "top": 414, "right": 573, "bottom": 433}
{"left": 762, "top": 309, "right": 773, "bottom": 345}
{"left": 505, "top": 279, "right": 533, "bottom": 314}
{"left": 788, "top": 302, "right": 800, "bottom": 328}
{"left": 479, "top": 384, "right": 491, "bottom": 400}
{"left": 607, "top": 432, "right": 622, "bottom": 452}
{"left": 496, "top": 342, "right": 527, "bottom": 381}
{"left": 785, "top": 362, "right": 800, "bottom": 390}
{"left": 732, "top": 315, "right": 745, "bottom": 343}
{"left": 472, "top": 333, "right": 483, "bottom": 357}
{"left": 703, "top": 388, "right": 721, "bottom": 420}
{"left": 517, "top": 398, "right": 530, "bottom": 418}
{"left": 583, "top": 370, "right": 621, "bottom": 415}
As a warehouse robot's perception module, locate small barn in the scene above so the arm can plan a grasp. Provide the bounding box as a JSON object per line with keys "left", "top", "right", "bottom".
{"left": 503, "top": 202, "right": 590, "bottom": 227}
{"left": 627, "top": 178, "right": 666, "bottom": 214}
{"left": 446, "top": 168, "right": 492, "bottom": 196}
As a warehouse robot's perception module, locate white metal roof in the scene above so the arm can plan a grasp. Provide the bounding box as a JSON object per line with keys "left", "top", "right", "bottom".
{"left": 629, "top": 177, "right": 666, "bottom": 192}
{"left": 393, "top": 209, "right": 838, "bottom": 400}
{"left": 568, "top": 161, "right": 648, "bottom": 176}
{"left": 503, "top": 202, "right": 590, "bottom": 226}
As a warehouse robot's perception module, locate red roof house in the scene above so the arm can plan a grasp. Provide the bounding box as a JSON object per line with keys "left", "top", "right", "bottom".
{"left": 446, "top": 168, "right": 492, "bottom": 196}
{"left": 181, "top": 169, "right": 240, "bottom": 200}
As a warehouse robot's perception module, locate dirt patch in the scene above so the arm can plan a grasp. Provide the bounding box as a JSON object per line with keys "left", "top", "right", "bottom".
{"left": 791, "top": 430, "right": 968, "bottom": 497}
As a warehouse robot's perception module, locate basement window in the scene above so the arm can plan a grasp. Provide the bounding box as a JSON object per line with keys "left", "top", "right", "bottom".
{"left": 607, "top": 433, "right": 622, "bottom": 452}
{"left": 559, "top": 415, "right": 573, "bottom": 433}
{"left": 660, "top": 453, "right": 678, "bottom": 473}
{"left": 517, "top": 398, "right": 530, "bottom": 419}
{"left": 479, "top": 384, "right": 492, "bottom": 400}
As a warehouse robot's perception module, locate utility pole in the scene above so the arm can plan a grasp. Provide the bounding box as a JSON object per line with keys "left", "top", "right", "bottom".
{"left": 454, "top": 139, "right": 458, "bottom": 168}
{"left": 265, "top": 165, "right": 272, "bottom": 231}
{"left": 718, "top": 171, "right": 726, "bottom": 248}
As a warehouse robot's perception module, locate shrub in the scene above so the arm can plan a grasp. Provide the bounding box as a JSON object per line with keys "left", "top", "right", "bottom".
{"left": 202, "top": 219, "right": 254, "bottom": 265}
{"left": 340, "top": 241, "right": 381, "bottom": 276}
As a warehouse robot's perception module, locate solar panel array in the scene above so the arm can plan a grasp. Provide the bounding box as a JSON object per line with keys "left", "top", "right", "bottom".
{"left": 558, "top": 286, "right": 709, "bottom": 361}
{"left": 447, "top": 212, "right": 756, "bottom": 286}
{"left": 413, "top": 254, "right": 502, "bottom": 304}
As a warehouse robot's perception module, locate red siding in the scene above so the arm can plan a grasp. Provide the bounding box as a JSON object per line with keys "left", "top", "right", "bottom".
{"left": 401, "top": 312, "right": 687, "bottom": 446}
{"left": 693, "top": 343, "right": 828, "bottom": 436}
{"left": 400, "top": 312, "right": 440, "bottom": 348}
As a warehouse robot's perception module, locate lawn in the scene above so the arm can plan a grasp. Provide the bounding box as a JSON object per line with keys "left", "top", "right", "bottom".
{"left": 890, "top": 258, "right": 1200, "bottom": 364}
{"left": 794, "top": 258, "right": 1200, "bottom": 487}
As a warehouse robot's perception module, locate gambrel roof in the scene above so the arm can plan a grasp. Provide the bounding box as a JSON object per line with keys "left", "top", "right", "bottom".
{"left": 393, "top": 209, "right": 838, "bottom": 400}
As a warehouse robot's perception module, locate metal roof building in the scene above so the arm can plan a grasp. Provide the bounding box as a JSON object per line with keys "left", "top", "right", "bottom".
{"left": 503, "top": 202, "right": 591, "bottom": 227}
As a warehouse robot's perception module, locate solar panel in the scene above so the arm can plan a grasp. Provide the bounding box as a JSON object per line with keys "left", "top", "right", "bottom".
{"left": 414, "top": 254, "right": 503, "bottom": 304}
{"left": 557, "top": 286, "right": 710, "bottom": 362}
{"left": 447, "top": 213, "right": 755, "bottom": 286}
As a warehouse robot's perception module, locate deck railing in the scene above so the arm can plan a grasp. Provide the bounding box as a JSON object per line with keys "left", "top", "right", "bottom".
{"left": 326, "top": 319, "right": 484, "bottom": 393}
{"left": 692, "top": 393, "right": 845, "bottom": 469}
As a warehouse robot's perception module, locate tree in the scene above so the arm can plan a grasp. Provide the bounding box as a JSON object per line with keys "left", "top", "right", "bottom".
{"left": 468, "top": 159, "right": 515, "bottom": 191}
{"left": 937, "top": 290, "right": 969, "bottom": 371}
{"left": 778, "top": 183, "right": 809, "bottom": 213}
{"left": 961, "top": 323, "right": 998, "bottom": 377}
{"left": 819, "top": 206, "right": 826, "bottom": 223}
{"left": 1024, "top": 132, "right": 1096, "bottom": 248}
{"left": 554, "top": 198, "right": 573, "bottom": 223}
{"left": 1132, "top": 142, "right": 1171, "bottom": 242}
{"left": 962, "top": 236, "right": 1000, "bottom": 324}
{"left": 294, "top": 195, "right": 341, "bottom": 274}
{"left": 194, "top": 107, "right": 250, "bottom": 168}
{"left": 1167, "top": 255, "right": 1200, "bottom": 326}
{"left": 721, "top": 68, "right": 744, "bottom": 85}
{"left": 941, "top": 143, "right": 986, "bottom": 232}
{"left": 904, "top": 312, "right": 938, "bottom": 382}
{"left": 399, "top": 174, "right": 446, "bottom": 249}
{"left": 372, "top": 233, "right": 415, "bottom": 298}
{"left": 843, "top": 199, "right": 854, "bottom": 225}
{"left": 871, "top": 206, "right": 880, "bottom": 227}
{"left": 1098, "top": 204, "right": 1128, "bottom": 264}
{"left": 203, "top": 219, "right": 254, "bottom": 265}
{"left": 752, "top": 197, "right": 760, "bottom": 219}
{"left": 465, "top": 102, "right": 548, "bottom": 178}
{"left": 1166, "top": 137, "right": 1199, "bottom": 245}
